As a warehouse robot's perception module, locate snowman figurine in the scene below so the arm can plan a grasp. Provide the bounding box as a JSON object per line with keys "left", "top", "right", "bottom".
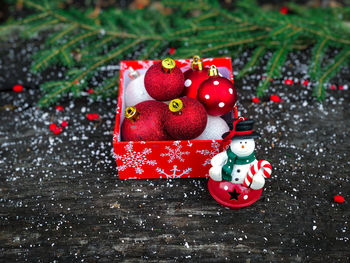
{"left": 208, "top": 118, "right": 272, "bottom": 209}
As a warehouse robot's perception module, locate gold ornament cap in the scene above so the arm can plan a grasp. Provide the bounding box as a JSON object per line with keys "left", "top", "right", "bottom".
{"left": 161, "top": 58, "right": 176, "bottom": 73}
{"left": 128, "top": 67, "right": 140, "bottom": 80}
{"left": 191, "top": 55, "right": 203, "bottom": 71}
{"left": 209, "top": 65, "right": 219, "bottom": 76}
{"left": 169, "top": 98, "right": 183, "bottom": 113}
{"left": 125, "top": 106, "right": 139, "bottom": 121}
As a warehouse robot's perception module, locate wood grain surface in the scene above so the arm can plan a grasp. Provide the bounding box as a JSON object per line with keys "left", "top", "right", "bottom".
{"left": 0, "top": 37, "right": 349, "bottom": 262}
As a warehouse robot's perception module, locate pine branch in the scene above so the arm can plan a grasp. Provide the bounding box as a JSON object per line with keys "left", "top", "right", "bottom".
{"left": 314, "top": 48, "right": 350, "bottom": 101}
{"left": 310, "top": 37, "right": 329, "bottom": 81}
{"left": 1, "top": 0, "right": 349, "bottom": 106}
{"left": 92, "top": 77, "right": 119, "bottom": 99}
{"left": 257, "top": 44, "right": 289, "bottom": 97}
{"left": 39, "top": 39, "right": 142, "bottom": 107}
{"left": 200, "top": 33, "right": 268, "bottom": 53}
{"left": 237, "top": 46, "right": 266, "bottom": 79}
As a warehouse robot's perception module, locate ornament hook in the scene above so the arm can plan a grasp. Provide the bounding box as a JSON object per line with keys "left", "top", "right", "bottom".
{"left": 209, "top": 65, "right": 219, "bottom": 76}
{"left": 161, "top": 58, "right": 176, "bottom": 73}
{"left": 192, "top": 55, "right": 203, "bottom": 70}
{"left": 128, "top": 67, "right": 140, "bottom": 80}
{"left": 169, "top": 98, "right": 183, "bottom": 113}
{"left": 125, "top": 106, "right": 139, "bottom": 121}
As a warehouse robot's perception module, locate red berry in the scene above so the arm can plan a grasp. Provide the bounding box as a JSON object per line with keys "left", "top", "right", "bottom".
{"left": 330, "top": 84, "right": 336, "bottom": 90}
{"left": 338, "top": 85, "right": 344, "bottom": 90}
{"left": 12, "top": 84, "right": 23, "bottom": 92}
{"left": 333, "top": 195, "right": 345, "bottom": 203}
{"left": 87, "top": 113, "right": 99, "bottom": 121}
{"left": 280, "top": 6, "right": 288, "bottom": 14}
{"left": 61, "top": 120, "right": 68, "bottom": 127}
{"left": 92, "top": 113, "right": 100, "bottom": 119}
{"left": 302, "top": 80, "right": 309, "bottom": 86}
{"left": 284, "top": 79, "right": 293, "bottom": 85}
{"left": 49, "top": 123, "right": 57, "bottom": 131}
{"left": 252, "top": 97, "right": 260, "bottom": 103}
{"left": 87, "top": 113, "right": 95, "bottom": 121}
{"left": 168, "top": 47, "right": 176, "bottom": 55}
{"left": 88, "top": 88, "right": 94, "bottom": 94}
{"left": 270, "top": 94, "right": 282, "bottom": 103}
{"left": 56, "top": 105, "right": 64, "bottom": 111}
{"left": 53, "top": 127, "right": 63, "bottom": 135}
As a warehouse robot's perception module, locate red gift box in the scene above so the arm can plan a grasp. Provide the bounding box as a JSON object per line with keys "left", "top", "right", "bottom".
{"left": 113, "top": 57, "right": 234, "bottom": 179}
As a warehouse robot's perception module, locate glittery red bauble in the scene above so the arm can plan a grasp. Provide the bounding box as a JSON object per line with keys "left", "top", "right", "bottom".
{"left": 144, "top": 62, "right": 184, "bottom": 101}
{"left": 208, "top": 179, "right": 263, "bottom": 209}
{"left": 164, "top": 97, "right": 207, "bottom": 140}
{"left": 197, "top": 76, "right": 237, "bottom": 116}
{"left": 121, "top": 100, "right": 170, "bottom": 141}
{"left": 182, "top": 67, "right": 209, "bottom": 99}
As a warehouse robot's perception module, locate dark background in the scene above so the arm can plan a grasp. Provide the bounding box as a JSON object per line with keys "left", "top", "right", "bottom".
{"left": 0, "top": 1, "right": 349, "bottom": 262}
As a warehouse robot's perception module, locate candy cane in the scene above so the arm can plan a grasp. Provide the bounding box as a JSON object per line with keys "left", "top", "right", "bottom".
{"left": 243, "top": 160, "right": 272, "bottom": 188}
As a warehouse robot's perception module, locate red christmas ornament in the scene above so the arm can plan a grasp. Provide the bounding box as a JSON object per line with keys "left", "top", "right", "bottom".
{"left": 121, "top": 100, "right": 170, "bottom": 141}
{"left": 208, "top": 179, "right": 263, "bottom": 209}
{"left": 144, "top": 58, "right": 184, "bottom": 101}
{"left": 197, "top": 65, "right": 237, "bottom": 116}
{"left": 164, "top": 97, "right": 207, "bottom": 140}
{"left": 182, "top": 55, "right": 209, "bottom": 99}
{"left": 12, "top": 84, "right": 23, "bottom": 92}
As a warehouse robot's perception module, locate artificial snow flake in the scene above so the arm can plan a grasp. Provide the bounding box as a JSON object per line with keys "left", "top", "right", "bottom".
{"left": 160, "top": 141, "right": 190, "bottom": 163}
{"left": 115, "top": 142, "right": 157, "bottom": 174}
{"left": 196, "top": 141, "right": 220, "bottom": 166}
{"left": 156, "top": 165, "right": 192, "bottom": 179}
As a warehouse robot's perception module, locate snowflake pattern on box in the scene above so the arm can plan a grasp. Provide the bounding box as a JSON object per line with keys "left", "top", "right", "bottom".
{"left": 156, "top": 165, "right": 192, "bottom": 179}
{"left": 196, "top": 141, "right": 221, "bottom": 166}
{"left": 115, "top": 142, "right": 157, "bottom": 174}
{"left": 137, "top": 60, "right": 155, "bottom": 69}
{"left": 113, "top": 133, "right": 119, "bottom": 144}
{"left": 160, "top": 141, "right": 190, "bottom": 163}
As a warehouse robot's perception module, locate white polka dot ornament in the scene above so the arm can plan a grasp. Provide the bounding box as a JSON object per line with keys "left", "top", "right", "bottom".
{"left": 125, "top": 67, "right": 154, "bottom": 107}
{"left": 182, "top": 55, "right": 209, "bottom": 99}
{"left": 197, "top": 65, "right": 237, "bottom": 116}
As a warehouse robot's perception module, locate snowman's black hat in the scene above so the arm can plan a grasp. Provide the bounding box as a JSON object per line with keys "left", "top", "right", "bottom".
{"left": 222, "top": 118, "right": 260, "bottom": 140}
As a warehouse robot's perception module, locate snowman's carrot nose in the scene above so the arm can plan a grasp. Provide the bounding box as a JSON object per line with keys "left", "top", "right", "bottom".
{"left": 241, "top": 145, "right": 245, "bottom": 149}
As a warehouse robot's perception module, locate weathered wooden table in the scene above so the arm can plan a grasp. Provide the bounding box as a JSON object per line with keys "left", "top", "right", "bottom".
{"left": 0, "top": 36, "right": 349, "bottom": 262}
